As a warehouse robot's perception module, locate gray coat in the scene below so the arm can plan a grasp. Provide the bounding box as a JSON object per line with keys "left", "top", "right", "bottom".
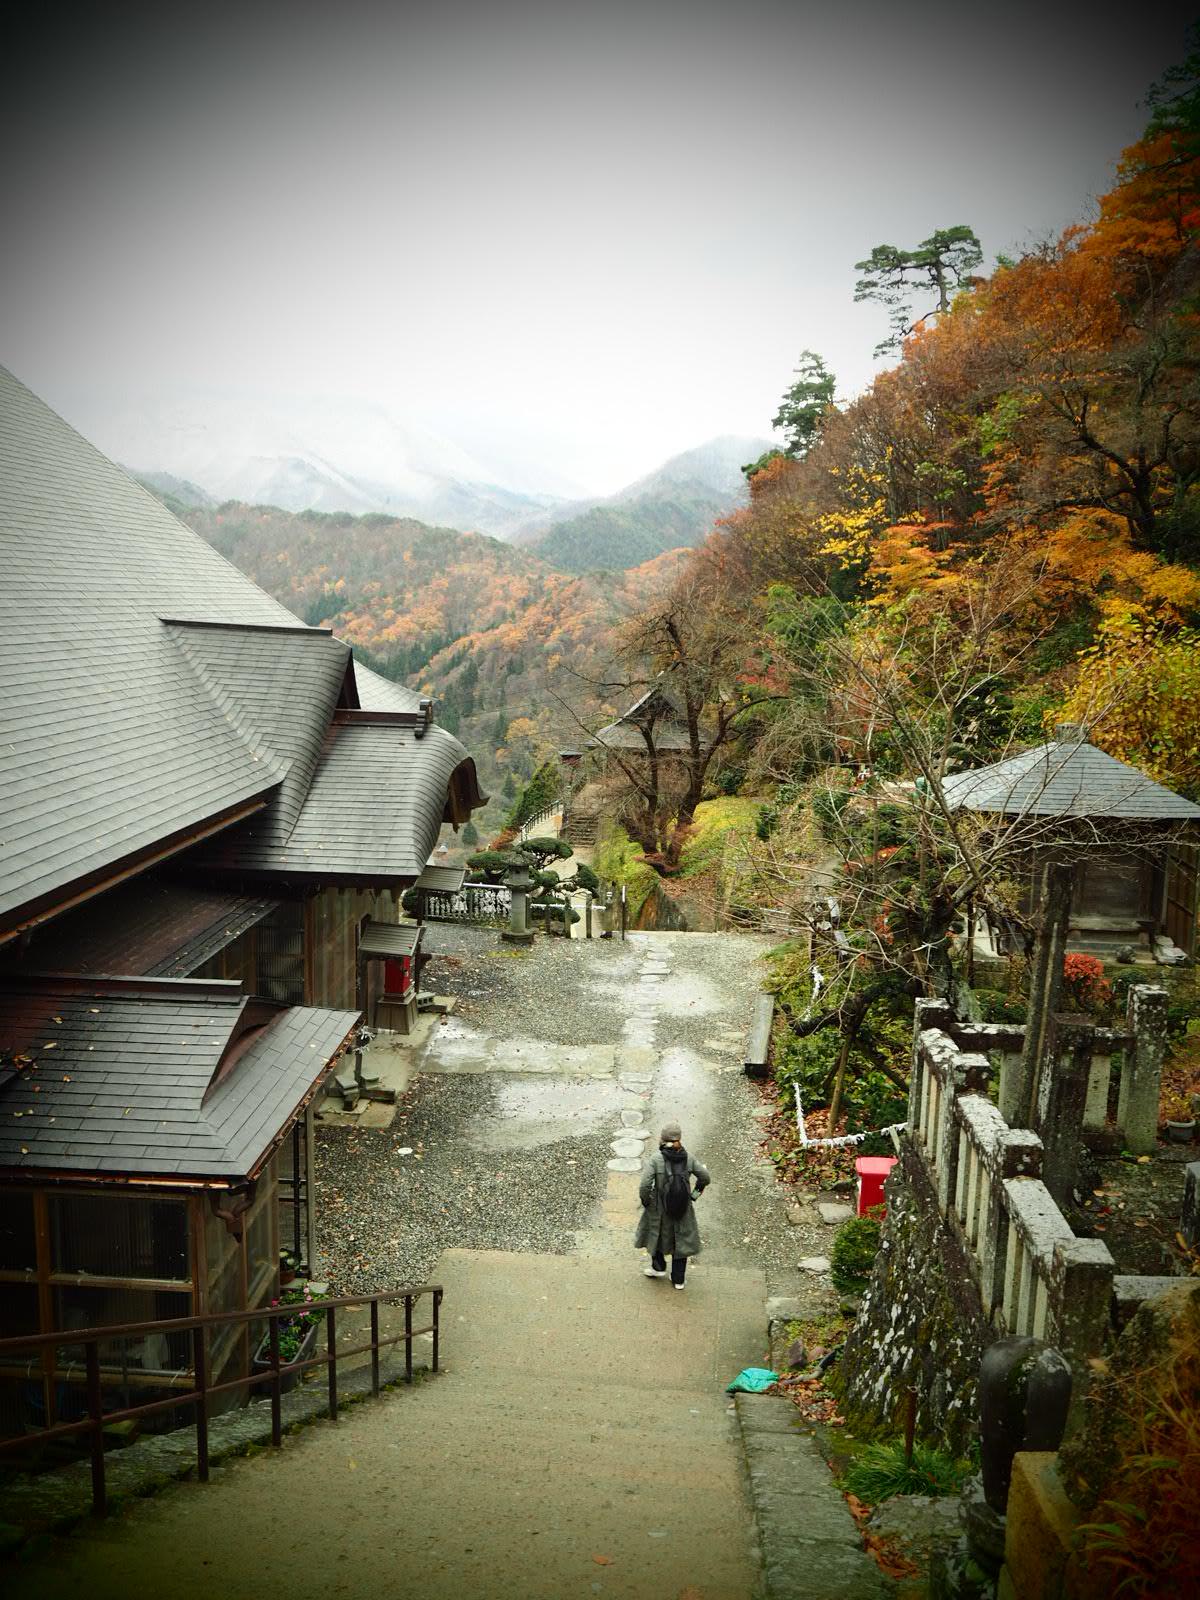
{"left": 634, "top": 1147, "right": 711, "bottom": 1258}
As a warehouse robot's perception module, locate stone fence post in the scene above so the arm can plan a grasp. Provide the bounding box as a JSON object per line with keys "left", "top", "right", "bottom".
{"left": 1118, "top": 985, "right": 1168, "bottom": 1155}
{"left": 980, "top": 1131, "right": 1042, "bottom": 1320}
{"left": 1048, "top": 1235, "right": 1116, "bottom": 1430}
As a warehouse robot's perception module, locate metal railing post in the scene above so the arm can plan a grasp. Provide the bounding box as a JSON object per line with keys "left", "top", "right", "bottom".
{"left": 326, "top": 1306, "right": 338, "bottom": 1421}
{"left": 433, "top": 1290, "right": 442, "bottom": 1372}
{"left": 193, "top": 1324, "right": 210, "bottom": 1482}
{"left": 85, "top": 1340, "right": 106, "bottom": 1516}
{"left": 269, "top": 1315, "right": 282, "bottom": 1448}
{"left": 405, "top": 1296, "right": 413, "bottom": 1384}
{"left": 370, "top": 1299, "right": 380, "bottom": 1398}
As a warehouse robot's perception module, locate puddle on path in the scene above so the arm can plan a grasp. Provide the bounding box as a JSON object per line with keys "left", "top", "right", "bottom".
{"left": 469, "top": 1074, "right": 627, "bottom": 1150}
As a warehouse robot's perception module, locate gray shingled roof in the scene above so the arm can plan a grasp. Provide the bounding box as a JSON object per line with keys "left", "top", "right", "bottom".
{"left": 0, "top": 366, "right": 482, "bottom": 936}
{"left": 941, "top": 737, "right": 1200, "bottom": 821}
{"left": 590, "top": 718, "right": 695, "bottom": 752}
{"left": 166, "top": 620, "right": 350, "bottom": 848}
{"left": 203, "top": 718, "right": 477, "bottom": 880}
{"left": 587, "top": 680, "right": 707, "bottom": 754}
{"left": 414, "top": 864, "right": 467, "bottom": 893}
{"left": 0, "top": 878, "right": 278, "bottom": 978}
{"left": 0, "top": 976, "right": 357, "bottom": 1180}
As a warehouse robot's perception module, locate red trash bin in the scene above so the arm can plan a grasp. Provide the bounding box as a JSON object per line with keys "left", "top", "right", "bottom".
{"left": 855, "top": 1155, "right": 896, "bottom": 1216}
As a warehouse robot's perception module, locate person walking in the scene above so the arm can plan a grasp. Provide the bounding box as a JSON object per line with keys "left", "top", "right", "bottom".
{"left": 635, "top": 1121, "right": 710, "bottom": 1289}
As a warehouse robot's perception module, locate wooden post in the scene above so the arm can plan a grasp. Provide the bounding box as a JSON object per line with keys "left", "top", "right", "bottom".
{"left": 193, "top": 1324, "right": 210, "bottom": 1481}
{"left": 304, "top": 1105, "right": 317, "bottom": 1274}
{"left": 326, "top": 1306, "right": 338, "bottom": 1421}
{"left": 370, "top": 1300, "right": 380, "bottom": 1398}
{"left": 269, "top": 1315, "right": 282, "bottom": 1448}
{"left": 85, "top": 1340, "right": 106, "bottom": 1516}
{"left": 1011, "top": 862, "right": 1072, "bottom": 1129}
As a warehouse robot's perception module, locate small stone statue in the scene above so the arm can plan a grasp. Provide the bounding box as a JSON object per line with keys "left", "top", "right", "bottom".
{"left": 978, "top": 1337, "right": 1072, "bottom": 1513}
{"left": 932, "top": 1338, "right": 1072, "bottom": 1599}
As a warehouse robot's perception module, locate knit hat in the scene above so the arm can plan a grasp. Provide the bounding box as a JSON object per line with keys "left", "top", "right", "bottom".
{"left": 659, "top": 1121, "right": 682, "bottom": 1142}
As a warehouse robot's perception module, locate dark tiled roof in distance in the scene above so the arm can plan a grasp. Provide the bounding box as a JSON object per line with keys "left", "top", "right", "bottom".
{"left": 0, "top": 976, "right": 357, "bottom": 1179}
{"left": 589, "top": 718, "right": 695, "bottom": 752}
{"left": 941, "top": 738, "right": 1200, "bottom": 822}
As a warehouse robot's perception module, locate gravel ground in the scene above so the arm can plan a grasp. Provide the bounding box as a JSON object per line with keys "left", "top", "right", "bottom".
{"left": 315, "top": 928, "right": 838, "bottom": 1304}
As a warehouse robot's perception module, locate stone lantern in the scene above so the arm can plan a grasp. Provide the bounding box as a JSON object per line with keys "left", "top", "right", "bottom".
{"left": 502, "top": 855, "right": 536, "bottom": 945}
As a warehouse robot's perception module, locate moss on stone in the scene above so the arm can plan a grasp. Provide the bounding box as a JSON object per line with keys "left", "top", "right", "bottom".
{"left": 834, "top": 1151, "right": 987, "bottom": 1458}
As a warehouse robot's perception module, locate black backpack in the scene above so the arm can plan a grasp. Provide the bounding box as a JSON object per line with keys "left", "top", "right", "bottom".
{"left": 662, "top": 1154, "right": 691, "bottom": 1220}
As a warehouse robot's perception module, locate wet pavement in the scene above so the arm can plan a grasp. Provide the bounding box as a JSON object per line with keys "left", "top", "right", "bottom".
{"left": 7, "top": 928, "right": 862, "bottom": 1600}
{"left": 315, "top": 929, "right": 837, "bottom": 1303}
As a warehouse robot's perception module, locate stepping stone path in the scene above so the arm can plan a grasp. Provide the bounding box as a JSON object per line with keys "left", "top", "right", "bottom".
{"left": 818, "top": 1202, "right": 854, "bottom": 1225}
{"left": 799, "top": 1256, "right": 831, "bottom": 1274}
{"left": 611, "top": 1137, "right": 647, "bottom": 1158}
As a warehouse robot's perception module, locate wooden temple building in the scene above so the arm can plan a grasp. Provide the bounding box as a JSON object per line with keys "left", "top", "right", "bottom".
{"left": 0, "top": 367, "right": 484, "bottom": 1437}
{"left": 942, "top": 723, "right": 1200, "bottom": 960}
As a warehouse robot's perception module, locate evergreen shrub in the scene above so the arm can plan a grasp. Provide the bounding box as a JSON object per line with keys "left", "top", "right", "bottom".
{"left": 830, "top": 1208, "right": 884, "bottom": 1292}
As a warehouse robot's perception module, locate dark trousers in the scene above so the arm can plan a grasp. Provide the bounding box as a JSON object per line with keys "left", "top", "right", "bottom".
{"left": 652, "top": 1250, "right": 687, "bottom": 1285}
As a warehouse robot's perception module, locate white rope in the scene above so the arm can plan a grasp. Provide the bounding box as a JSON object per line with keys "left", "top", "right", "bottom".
{"left": 794, "top": 1083, "right": 906, "bottom": 1148}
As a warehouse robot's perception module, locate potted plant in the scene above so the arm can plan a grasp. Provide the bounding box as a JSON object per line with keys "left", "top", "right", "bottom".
{"left": 252, "top": 1283, "right": 323, "bottom": 1393}
{"left": 1161, "top": 1089, "right": 1196, "bottom": 1144}
{"left": 278, "top": 1247, "right": 301, "bottom": 1286}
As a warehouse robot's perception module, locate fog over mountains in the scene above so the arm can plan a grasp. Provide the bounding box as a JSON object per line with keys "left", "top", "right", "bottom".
{"left": 69, "top": 390, "right": 771, "bottom": 558}
{"left": 72, "top": 391, "right": 563, "bottom": 539}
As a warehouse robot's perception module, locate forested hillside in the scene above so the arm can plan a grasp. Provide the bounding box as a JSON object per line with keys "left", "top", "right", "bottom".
{"left": 590, "top": 47, "right": 1200, "bottom": 1135}
{"left": 178, "top": 500, "right": 687, "bottom": 833}
{"left": 517, "top": 435, "right": 771, "bottom": 573}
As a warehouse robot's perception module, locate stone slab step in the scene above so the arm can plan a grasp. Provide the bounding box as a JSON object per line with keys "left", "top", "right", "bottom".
{"left": 734, "top": 1393, "right": 890, "bottom": 1599}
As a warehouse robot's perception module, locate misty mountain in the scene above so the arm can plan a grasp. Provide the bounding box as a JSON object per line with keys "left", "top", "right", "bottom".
{"left": 70, "top": 390, "right": 563, "bottom": 539}
{"left": 515, "top": 434, "right": 773, "bottom": 572}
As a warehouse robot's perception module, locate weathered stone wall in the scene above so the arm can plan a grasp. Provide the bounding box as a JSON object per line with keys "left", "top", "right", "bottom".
{"left": 834, "top": 1146, "right": 989, "bottom": 1457}
{"left": 633, "top": 881, "right": 697, "bottom": 931}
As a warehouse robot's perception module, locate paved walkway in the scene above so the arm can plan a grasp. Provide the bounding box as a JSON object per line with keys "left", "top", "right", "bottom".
{"left": 7, "top": 934, "right": 883, "bottom": 1600}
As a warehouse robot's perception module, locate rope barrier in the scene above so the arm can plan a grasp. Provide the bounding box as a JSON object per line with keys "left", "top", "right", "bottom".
{"left": 794, "top": 1085, "right": 906, "bottom": 1149}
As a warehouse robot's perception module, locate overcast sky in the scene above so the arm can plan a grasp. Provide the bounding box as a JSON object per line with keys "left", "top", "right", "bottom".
{"left": 1, "top": 2, "right": 1191, "bottom": 495}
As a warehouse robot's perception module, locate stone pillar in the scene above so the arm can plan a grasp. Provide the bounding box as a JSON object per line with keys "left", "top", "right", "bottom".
{"left": 1181, "top": 1162, "right": 1200, "bottom": 1249}
{"left": 501, "top": 859, "right": 536, "bottom": 946}
{"left": 1083, "top": 1050, "right": 1112, "bottom": 1132}
{"left": 908, "top": 998, "right": 953, "bottom": 1135}
{"left": 1011, "top": 862, "right": 1072, "bottom": 1130}
{"left": 1118, "top": 984, "right": 1168, "bottom": 1155}
{"left": 1048, "top": 1236, "right": 1116, "bottom": 1431}
{"left": 1039, "top": 1032, "right": 1091, "bottom": 1207}
{"left": 980, "top": 1131, "right": 1042, "bottom": 1319}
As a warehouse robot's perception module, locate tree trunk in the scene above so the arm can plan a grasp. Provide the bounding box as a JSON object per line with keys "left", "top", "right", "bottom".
{"left": 826, "top": 997, "right": 869, "bottom": 1134}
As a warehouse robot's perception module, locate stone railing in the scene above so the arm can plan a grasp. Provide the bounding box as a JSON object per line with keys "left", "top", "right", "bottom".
{"left": 907, "top": 1006, "right": 1115, "bottom": 1403}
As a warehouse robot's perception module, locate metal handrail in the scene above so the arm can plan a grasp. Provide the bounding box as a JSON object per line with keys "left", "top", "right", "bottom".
{"left": 518, "top": 801, "right": 563, "bottom": 841}
{"left": 0, "top": 1283, "right": 443, "bottom": 1516}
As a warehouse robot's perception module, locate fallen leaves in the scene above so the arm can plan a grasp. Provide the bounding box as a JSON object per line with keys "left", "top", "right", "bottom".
{"left": 844, "top": 1494, "right": 919, "bottom": 1580}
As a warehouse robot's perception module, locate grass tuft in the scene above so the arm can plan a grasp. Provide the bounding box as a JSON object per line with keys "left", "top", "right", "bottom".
{"left": 841, "top": 1439, "right": 968, "bottom": 1502}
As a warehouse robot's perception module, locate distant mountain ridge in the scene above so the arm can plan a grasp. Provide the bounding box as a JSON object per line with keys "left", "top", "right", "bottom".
{"left": 69, "top": 390, "right": 563, "bottom": 539}
{"left": 99, "top": 388, "right": 772, "bottom": 566}
{"left": 515, "top": 434, "right": 772, "bottom": 572}
{"left": 167, "top": 495, "right": 690, "bottom": 835}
